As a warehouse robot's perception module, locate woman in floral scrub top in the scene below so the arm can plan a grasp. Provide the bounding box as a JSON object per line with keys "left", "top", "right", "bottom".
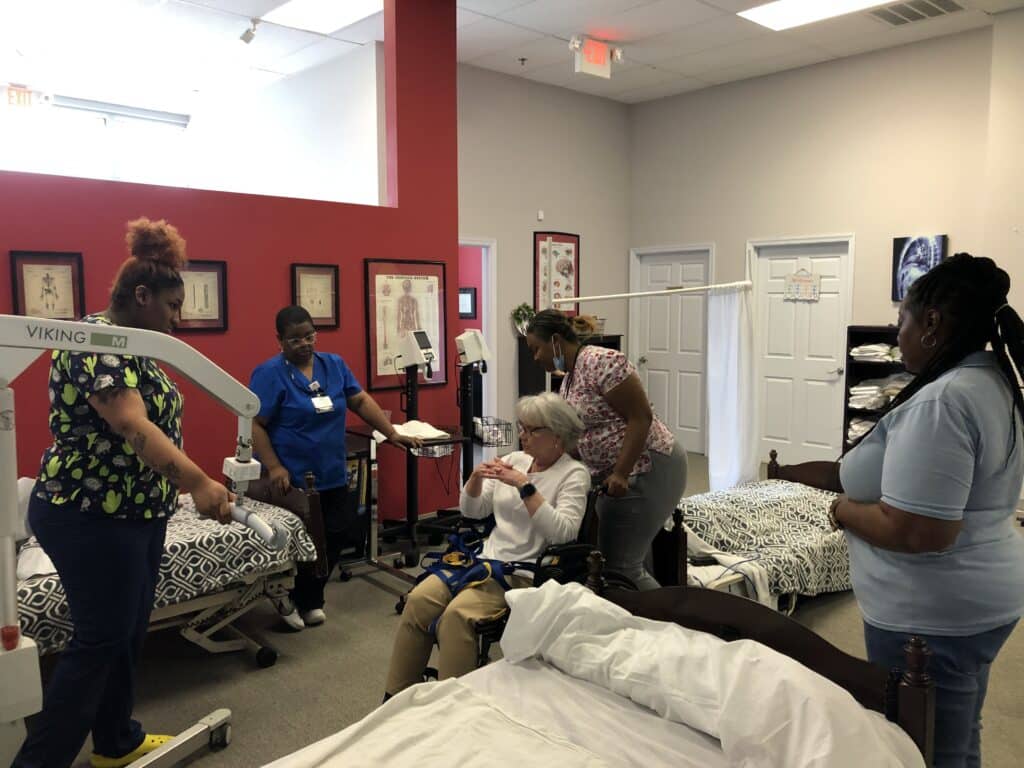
{"left": 526, "top": 310, "right": 687, "bottom": 589}
{"left": 14, "top": 219, "right": 234, "bottom": 768}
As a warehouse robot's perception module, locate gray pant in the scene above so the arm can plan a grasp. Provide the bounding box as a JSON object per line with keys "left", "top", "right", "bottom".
{"left": 597, "top": 440, "right": 687, "bottom": 591}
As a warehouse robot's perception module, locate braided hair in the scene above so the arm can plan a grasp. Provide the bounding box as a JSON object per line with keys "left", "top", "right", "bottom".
{"left": 891, "top": 253, "right": 1024, "bottom": 455}
{"left": 525, "top": 309, "right": 597, "bottom": 344}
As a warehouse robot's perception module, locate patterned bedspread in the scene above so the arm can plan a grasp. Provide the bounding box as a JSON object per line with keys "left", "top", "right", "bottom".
{"left": 17, "top": 496, "right": 316, "bottom": 655}
{"left": 678, "top": 480, "right": 849, "bottom": 597}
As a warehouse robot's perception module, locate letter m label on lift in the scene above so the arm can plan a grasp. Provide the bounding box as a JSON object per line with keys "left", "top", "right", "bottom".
{"left": 90, "top": 332, "right": 128, "bottom": 349}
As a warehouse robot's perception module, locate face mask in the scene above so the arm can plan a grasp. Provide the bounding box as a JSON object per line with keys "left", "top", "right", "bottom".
{"left": 552, "top": 341, "right": 565, "bottom": 372}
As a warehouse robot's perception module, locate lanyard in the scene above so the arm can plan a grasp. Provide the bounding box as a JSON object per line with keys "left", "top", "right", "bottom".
{"left": 285, "top": 354, "right": 328, "bottom": 395}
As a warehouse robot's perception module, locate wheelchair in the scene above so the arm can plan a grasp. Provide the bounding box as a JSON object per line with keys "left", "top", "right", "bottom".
{"left": 397, "top": 487, "right": 637, "bottom": 677}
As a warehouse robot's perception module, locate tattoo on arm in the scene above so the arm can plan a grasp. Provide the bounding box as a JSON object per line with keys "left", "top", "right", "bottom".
{"left": 92, "top": 387, "right": 128, "bottom": 405}
{"left": 158, "top": 461, "right": 183, "bottom": 483}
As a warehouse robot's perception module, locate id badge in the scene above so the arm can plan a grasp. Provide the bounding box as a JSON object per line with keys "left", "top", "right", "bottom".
{"left": 311, "top": 394, "right": 334, "bottom": 414}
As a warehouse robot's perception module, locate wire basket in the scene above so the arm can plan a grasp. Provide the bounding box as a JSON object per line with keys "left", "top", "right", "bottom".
{"left": 411, "top": 443, "right": 456, "bottom": 459}
{"left": 474, "top": 417, "right": 513, "bottom": 447}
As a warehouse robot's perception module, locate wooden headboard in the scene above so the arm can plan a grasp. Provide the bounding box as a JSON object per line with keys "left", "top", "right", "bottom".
{"left": 766, "top": 449, "right": 843, "bottom": 493}
{"left": 586, "top": 553, "right": 935, "bottom": 765}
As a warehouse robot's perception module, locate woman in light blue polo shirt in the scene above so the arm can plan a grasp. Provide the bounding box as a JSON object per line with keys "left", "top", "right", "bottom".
{"left": 250, "top": 306, "right": 420, "bottom": 629}
{"left": 832, "top": 254, "right": 1024, "bottom": 768}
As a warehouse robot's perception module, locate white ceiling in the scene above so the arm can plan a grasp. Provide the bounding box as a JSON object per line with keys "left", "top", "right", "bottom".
{"left": 1, "top": 0, "right": 1021, "bottom": 112}
{"left": 455, "top": 0, "right": 1024, "bottom": 103}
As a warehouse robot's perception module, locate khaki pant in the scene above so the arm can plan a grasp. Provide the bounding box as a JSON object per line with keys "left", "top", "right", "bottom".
{"left": 384, "top": 573, "right": 531, "bottom": 695}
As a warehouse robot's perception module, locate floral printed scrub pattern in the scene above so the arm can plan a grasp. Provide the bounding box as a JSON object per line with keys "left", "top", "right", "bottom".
{"left": 36, "top": 314, "right": 183, "bottom": 520}
{"left": 560, "top": 345, "right": 674, "bottom": 478}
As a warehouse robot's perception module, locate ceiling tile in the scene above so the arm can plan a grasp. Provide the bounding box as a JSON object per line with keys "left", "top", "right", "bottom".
{"left": 331, "top": 11, "right": 384, "bottom": 44}
{"left": 700, "top": 47, "right": 835, "bottom": 84}
{"left": 581, "top": 0, "right": 724, "bottom": 42}
{"left": 614, "top": 76, "right": 709, "bottom": 102}
{"left": 457, "top": 18, "right": 547, "bottom": 60}
{"left": 183, "top": 0, "right": 285, "bottom": 18}
{"left": 271, "top": 37, "right": 361, "bottom": 75}
{"left": 456, "top": 0, "right": 536, "bottom": 16}
{"left": 562, "top": 61, "right": 672, "bottom": 97}
{"left": 498, "top": 0, "right": 656, "bottom": 37}
{"left": 698, "top": 0, "right": 764, "bottom": 11}
{"left": 782, "top": 13, "right": 890, "bottom": 52}
{"left": 457, "top": 8, "right": 488, "bottom": 27}
{"left": 823, "top": 9, "right": 992, "bottom": 57}
{"left": 656, "top": 29, "right": 810, "bottom": 75}
{"left": 625, "top": 14, "right": 767, "bottom": 63}
{"left": 465, "top": 35, "right": 572, "bottom": 74}
{"left": 966, "top": 0, "right": 1024, "bottom": 11}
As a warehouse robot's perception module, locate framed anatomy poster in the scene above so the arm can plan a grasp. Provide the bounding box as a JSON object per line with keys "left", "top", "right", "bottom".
{"left": 10, "top": 251, "right": 85, "bottom": 319}
{"left": 292, "top": 263, "right": 339, "bottom": 329}
{"left": 533, "top": 232, "right": 579, "bottom": 313}
{"left": 177, "top": 260, "right": 227, "bottom": 331}
{"left": 365, "top": 259, "right": 447, "bottom": 390}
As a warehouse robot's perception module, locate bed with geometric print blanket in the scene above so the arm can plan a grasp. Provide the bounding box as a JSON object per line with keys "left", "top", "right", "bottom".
{"left": 675, "top": 480, "right": 849, "bottom": 599}
{"left": 16, "top": 494, "right": 316, "bottom": 662}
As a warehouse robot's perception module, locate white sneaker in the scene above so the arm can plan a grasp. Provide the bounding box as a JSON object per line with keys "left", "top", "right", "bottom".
{"left": 281, "top": 608, "right": 305, "bottom": 631}
{"left": 301, "top": 608, "right": 326, "bottom": 626}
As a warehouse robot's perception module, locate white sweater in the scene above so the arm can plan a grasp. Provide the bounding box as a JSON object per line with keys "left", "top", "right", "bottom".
{"left": 460, "top": 451, "right": 590, "bottom": 564}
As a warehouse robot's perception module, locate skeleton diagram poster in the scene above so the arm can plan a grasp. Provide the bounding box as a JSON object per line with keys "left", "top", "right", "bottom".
{"left": 365, "top": 259, "right": 447, "bottom": 390}
{"left": 11, "top": 251, "right": 85, "bottom": 319}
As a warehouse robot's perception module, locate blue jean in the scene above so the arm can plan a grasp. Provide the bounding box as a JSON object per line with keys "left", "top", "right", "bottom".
{"left": 13, "top": 492, "right": 167, "bottom": 768}
{"left": 863, "top": 619, "right": 1019, "bottom": 768}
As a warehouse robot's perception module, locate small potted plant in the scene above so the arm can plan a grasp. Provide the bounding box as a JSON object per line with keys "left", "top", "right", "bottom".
{"left": 511, "top": 302, "right": 535, "bottom": 336}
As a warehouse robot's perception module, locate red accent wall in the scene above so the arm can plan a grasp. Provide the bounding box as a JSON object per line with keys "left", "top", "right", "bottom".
{"left": 0, "top": 0, "right": 459, "bottom": 520}
{"left": 454, "top": 244, "right": 484, "bottom": 338}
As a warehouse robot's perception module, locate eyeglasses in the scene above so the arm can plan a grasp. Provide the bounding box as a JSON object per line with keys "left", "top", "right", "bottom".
{"left": 517, "top": 424, "right": 550, "bottom": 437}
{"left": 283, "top": 332, "right": 317, "bottom": 348}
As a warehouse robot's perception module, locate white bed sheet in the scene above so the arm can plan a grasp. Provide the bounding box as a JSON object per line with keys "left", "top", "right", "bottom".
{"left": 462, "top": 659, "right": 729, "bottom": 768}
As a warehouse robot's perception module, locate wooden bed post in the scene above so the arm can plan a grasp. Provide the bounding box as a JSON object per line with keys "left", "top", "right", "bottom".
{"left": 585, "top": 551, "right": 605, "bottom": 593}
{"left": 898, "top": 636, "right": 936, "bottom": 765}
{"left": 302, "top": 472, "right": 328, "bottom": 579}
{"left": 767, "top": 450, "right": 780, "bottom": 479}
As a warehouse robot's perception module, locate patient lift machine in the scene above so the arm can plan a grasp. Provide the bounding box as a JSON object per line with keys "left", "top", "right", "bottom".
{"left": 0, "top": 313, "right": 287, "bottom": 766}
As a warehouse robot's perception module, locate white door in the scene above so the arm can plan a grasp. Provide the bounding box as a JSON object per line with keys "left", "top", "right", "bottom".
{"left": 754, "top": 240, "right": 851, "bottom": 464}
{"left": 631, "top": 250, "right": 708, "bottom": 454}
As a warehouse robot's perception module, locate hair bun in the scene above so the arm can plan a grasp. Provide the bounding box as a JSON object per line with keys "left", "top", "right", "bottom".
{"left": 569, "top": 314, "right": 597, "bottom": 335}
{"left": 125, "top": 217, "right": 187, "bottom": 271}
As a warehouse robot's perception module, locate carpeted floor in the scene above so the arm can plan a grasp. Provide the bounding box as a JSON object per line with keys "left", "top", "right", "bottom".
{"left": 58, "top": 452, "right": 1021, "bottom": 767}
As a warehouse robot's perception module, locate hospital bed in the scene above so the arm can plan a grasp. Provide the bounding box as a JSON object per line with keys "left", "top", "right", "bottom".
{"left": 16, "top": 481, "right": 317, "bottom": 667}
{"left": 652, "top": 450, "right": 848, "bottom": 610}
{"left": 262, "top": 553, "right": 934, "bottom": 768}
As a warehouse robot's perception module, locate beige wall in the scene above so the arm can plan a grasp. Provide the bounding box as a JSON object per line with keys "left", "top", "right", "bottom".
{"left": 458, "top": 64, "right": 631, "bottom": 424}
{"left": 629, "top": 28, "right": 997, "bottom": 327}
{"left": 983, "top": 9, "right": 1024, "bottom": 311}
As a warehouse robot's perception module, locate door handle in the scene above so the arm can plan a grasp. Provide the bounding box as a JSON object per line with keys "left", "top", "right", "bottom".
{"left": 828, "top": 367, "right": 845, "bottom": 376}
{"left": 638, "top": 355, "right": 648, "bottom": 365}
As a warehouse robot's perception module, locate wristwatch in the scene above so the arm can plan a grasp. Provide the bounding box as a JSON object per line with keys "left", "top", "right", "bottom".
{"left": 519, "top": 482, "right": 537, "bottom": 500}
{"left": 828, "top": 497, "right": 845, "bottom": 531}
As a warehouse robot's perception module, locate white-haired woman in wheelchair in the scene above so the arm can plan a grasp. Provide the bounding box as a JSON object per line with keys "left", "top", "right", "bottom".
{"left": 384, "top": 392, "right": 590, "bottom": 697}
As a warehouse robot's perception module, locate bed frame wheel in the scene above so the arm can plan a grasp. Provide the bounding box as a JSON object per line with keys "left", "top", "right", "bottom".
{"left": 210, "top": 723, "right": 232, "bottom": 750}
{"left": 395, "top": 595, "right": 407, "bottom": 614}
{"left": 338, "top": 568, "right": 352, "bottom": 582}
{"left": 256, "top": 646, "right": 279, "bottom": 668}
{"left": 393, "top": 557, "right": 404, "bottom": 569}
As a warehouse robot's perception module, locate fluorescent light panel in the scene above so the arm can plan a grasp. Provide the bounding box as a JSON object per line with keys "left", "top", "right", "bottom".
{"left": 739, "top": 0, "right": 889, "bottom": 31}
{"left": 262, "top": 0, "right": 383, "bottom": 35}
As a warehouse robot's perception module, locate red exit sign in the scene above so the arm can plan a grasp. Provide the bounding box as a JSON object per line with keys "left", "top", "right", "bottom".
{"left": 6, "top": 85, "right": 33, "bottom": 107}
{"left": 574, "top": 36, "right": 611, "bottom": 79}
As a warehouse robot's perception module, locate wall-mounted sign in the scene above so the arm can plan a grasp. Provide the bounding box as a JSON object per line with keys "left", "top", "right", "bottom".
{"left": 2, "top": 85, "right": 51, "bottom": 109}
{"left": 784, "top": 269, "right": 821, "bottom": 302}
{"left": 574, "top": 38, "right": 611, "bottom": 79}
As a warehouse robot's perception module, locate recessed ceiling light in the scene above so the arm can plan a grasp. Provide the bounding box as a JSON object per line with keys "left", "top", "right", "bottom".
{"left": 739, "top": 0, "right": 889, "bottom": 31}
{"left": 262, "top": 0, "right": 383, "bottom": 35}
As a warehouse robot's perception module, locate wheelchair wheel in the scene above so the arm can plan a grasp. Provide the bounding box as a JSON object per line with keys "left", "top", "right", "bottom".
{"left": 256, "top": 646, "right": 279, "bottom": 668}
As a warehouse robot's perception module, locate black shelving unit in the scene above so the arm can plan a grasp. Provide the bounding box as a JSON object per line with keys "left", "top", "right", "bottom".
{"left": 843, "top": 325, "right": 906, "bottom": 453}
{"left": 516, "top": 334, "right": 622, "bottom": 397}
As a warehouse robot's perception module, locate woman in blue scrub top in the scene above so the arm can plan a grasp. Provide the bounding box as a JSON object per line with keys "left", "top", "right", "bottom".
{"left": 831, "top": 254, "right": 1024, "bottom": 768}
{"left": 250, "top": 306, "right": 420, "bottom": 629}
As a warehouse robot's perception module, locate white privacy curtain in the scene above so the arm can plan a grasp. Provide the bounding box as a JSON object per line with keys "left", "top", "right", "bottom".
{"left": 706, "top": 286, "right": 758, "bottom": 491}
